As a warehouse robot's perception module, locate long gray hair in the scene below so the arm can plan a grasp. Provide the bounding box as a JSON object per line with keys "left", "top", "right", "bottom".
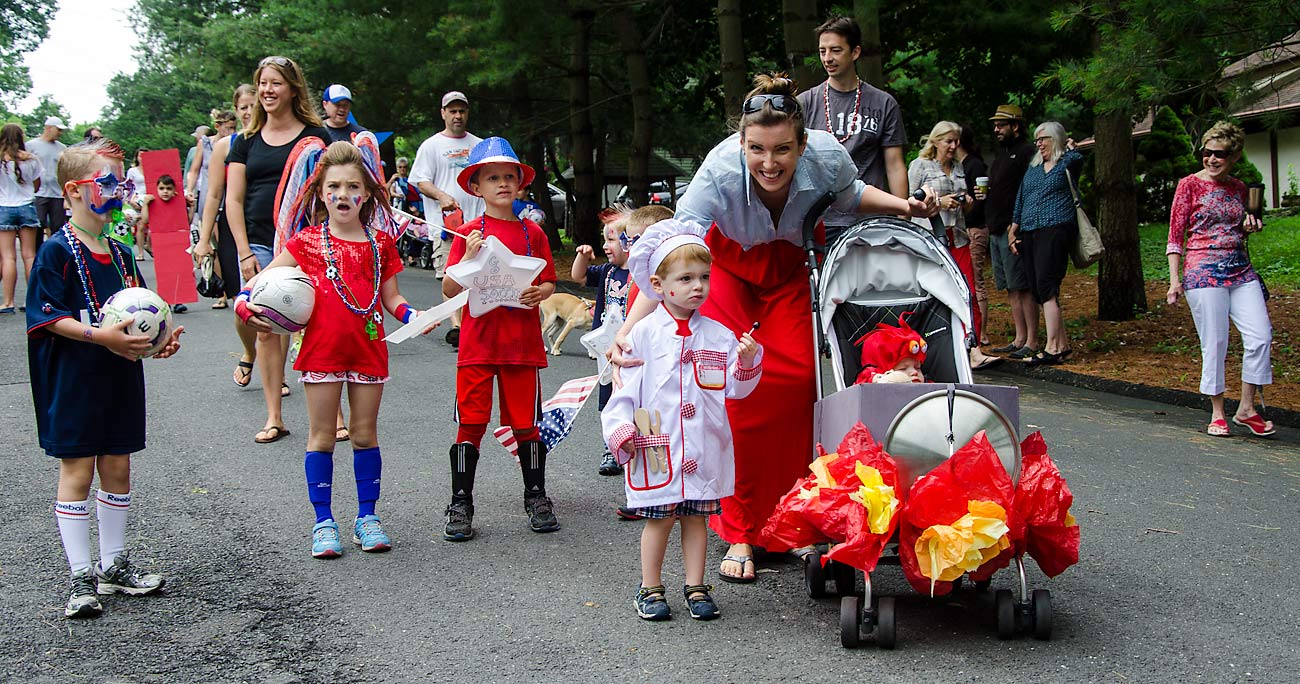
{"left": 1030, "top": 121, "right": 1067, "bottom": 167}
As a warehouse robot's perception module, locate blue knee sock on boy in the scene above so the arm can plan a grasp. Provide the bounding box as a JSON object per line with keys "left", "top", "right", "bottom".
{"left": 305, "top": 451, "right": 334, "bottom": 523}
{"left": 354, "top": 446, "right": 382, "bottom": 518}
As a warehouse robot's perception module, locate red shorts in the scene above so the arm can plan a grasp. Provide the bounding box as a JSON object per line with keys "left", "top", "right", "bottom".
{"left": 455, "top": 364, "right": 541, "bottom": 430}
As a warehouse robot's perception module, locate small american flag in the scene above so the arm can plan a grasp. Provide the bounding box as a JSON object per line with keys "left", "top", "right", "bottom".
{"left": 493, "top": 374, "right": 600, "bottom": 460}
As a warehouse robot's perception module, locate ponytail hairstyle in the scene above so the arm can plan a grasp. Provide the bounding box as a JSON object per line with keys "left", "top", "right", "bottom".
{"left": 738, "top": 72, "right": 805, "bottom": 144}
{"left": 303, "top": 141, "right": 387, "bottom": 226}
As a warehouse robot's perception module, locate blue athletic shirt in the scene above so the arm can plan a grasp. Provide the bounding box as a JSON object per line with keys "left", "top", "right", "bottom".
{"left": 583, "top": 262, "right": 629, "bottom": 323}
{"left": 26, "top": 231, "right": 147, "bottom": 457}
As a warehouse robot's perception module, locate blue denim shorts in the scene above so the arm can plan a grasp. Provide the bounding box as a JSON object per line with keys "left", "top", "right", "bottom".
{"left": 240, "top": 243, "right": 276, "bottom": 286}
{"left": 0, "top": 204, "right": 39, "bottom": 231}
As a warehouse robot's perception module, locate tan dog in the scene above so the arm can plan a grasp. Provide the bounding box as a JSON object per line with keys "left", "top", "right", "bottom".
{"left": 540, "top": 293, "right": 595, "bottom": 356}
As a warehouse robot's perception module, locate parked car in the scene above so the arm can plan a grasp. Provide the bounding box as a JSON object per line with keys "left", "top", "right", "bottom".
{"left": 547, "top": 182, "right": 567, "bottom": 228}
{"left": 616, "top": 180, "right": 690, "bottom": 207}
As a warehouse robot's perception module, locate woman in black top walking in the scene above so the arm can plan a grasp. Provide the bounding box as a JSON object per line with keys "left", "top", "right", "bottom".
{"left": 225, "top": 56, "right": 330, "bottom": 444}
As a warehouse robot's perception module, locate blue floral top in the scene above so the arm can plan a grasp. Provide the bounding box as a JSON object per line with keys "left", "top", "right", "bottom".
{"left": 1012, "top": 149, "right": 1083, "bottom": 232}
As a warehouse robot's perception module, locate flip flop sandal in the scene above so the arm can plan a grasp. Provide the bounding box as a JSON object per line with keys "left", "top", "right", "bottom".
{"left": 335, "top": 427, "right": 350, "bottom": 442}
{"left": 211, "top": 300, "right": 229, "bottom": 309}
{"left": 233, "top": 360, "right": 254, "bottom": 387}
{"left": 972, "top": 356, "right": 1004, "bottom": 371}
{"left": 718, "top": 554, "right": 756, "bottom": 584}
{"left": 1009, "top": 346, "right": 1037, "bottom": 360}
{"left": 1206, "top": 419, "right": 1230, "bottom": 437}
{"left": 281, "top": 382, "right": 291, "bottom": 397}
{"left": 254, "top": 425, "right": 290, "bottom": 444}
{"left": 1232, "top": 414, "right": 1275, "bottom": 437}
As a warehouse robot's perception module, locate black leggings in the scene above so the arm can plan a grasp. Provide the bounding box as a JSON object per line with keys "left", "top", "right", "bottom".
{"left": 215, "top": 211, "right": 242, "bottom": 298}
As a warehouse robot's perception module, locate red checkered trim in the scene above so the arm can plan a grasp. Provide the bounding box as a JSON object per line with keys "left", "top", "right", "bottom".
{"left": 733, "top": 362, "right": 762, "bottom": 382}
{"left": 609, "top": 423, "right": 637, "bottom": 456}
{"left": 682, "top": 349, "right": 728, "bottom": 365}
{"left": 682, "top": 459, "right": 699, "bottom": 474}
{"left": 632, "top": 434, "right": 672, "bottom": 448}
{"left": 681, "top": 402, "right": 696, "bottom": 419}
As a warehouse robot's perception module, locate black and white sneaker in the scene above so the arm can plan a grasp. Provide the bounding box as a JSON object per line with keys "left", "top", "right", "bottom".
{"left": 65, "top": 568, "right": 102, "bottom": 618}
{"left": 444, "top": 498, "right": 475, "bottom": 541}
{"left": 598, "top": 451, "right": 622, "bottom": 476}
{"left": 95, "top": 552, "right": 164, "bottom": 596}
{"left": 525, "top": 494, "right": 560, "bottom": 533}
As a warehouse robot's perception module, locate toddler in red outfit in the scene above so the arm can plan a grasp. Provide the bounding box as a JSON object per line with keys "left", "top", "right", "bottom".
{"left": 441, "top": 137, "right": 559, "bottom": 541}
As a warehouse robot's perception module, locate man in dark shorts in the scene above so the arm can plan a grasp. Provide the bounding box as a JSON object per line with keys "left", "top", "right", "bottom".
{"left": 322, "top": 84, "right": 367, "bottom": 144}
{"left": 986, "top": 104, "right": 1038, "bottom": 358}
{"left": 27, "top": 117, "right": 69, "bottom": 245}
{"left": 797, "top": 16, "right": 908, "bottom": 245}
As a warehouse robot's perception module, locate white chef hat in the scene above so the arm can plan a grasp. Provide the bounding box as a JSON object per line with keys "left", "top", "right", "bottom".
{"left": 627, "top": 218, "right": 710, "bottom": 301}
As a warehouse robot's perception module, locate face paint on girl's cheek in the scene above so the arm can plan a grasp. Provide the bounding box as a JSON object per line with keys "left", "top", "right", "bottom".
{"left": 351, "top": 195, "right": 363, "bottom": 207}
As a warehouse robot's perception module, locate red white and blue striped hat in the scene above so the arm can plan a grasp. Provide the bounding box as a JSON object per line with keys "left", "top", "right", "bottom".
{"left": 456, "top": 136, "right": 536, "bottom": 194}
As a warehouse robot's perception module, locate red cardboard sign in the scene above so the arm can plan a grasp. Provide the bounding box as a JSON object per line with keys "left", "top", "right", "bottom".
{"left": 140, "top": 149, "right": 197, "bottom": 304}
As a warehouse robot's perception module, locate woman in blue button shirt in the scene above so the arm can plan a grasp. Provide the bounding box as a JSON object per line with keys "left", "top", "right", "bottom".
{"left": 614, "top": 73, "right": 935, "bottom": 583}
{"left": 1008, "top": 122, "right": 1082, "bottom": 366}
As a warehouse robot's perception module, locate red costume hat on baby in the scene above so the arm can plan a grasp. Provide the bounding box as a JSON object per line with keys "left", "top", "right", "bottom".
{"left": 854, "top": 313, "right": 928, "bottom": 384}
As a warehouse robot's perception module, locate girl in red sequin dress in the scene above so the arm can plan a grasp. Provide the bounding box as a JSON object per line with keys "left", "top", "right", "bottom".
{"left": 239, "top": 141, "right": 438, "bottom": 558}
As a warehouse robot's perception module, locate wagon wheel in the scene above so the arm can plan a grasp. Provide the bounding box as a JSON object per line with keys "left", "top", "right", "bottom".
{"left": 839, "top": 595, "right": 861, "bottom": 648}
{"left": 995, "top": 589, "right": 1016, "bottom": 640}
{"left": 1032, "top": 589, "right": 1053, "bottom": 641}
{"left": 804, "top": 549, "right": 826, "bottom": 598}
{"left": 832, "top": 560, "right": 857, "bottom": 596}
{"left": 875, "top": 596, "right": 897, "bottom": 650}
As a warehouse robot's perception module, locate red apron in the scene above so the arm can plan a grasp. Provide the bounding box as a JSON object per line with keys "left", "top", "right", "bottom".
{"left": 702, "top": 226, "right": 819, "bottom": 545}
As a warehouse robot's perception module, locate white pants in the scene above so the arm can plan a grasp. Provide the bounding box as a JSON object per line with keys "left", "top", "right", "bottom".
{"left": 1185, "top": 280, "right": 1272, "bottom": 396}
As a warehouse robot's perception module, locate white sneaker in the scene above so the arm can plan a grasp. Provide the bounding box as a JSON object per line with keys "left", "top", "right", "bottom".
{"left": 65, "top": 567, "right": 103, "bottom": 618}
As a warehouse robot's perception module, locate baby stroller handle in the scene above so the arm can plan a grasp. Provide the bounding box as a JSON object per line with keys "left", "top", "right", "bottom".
{"left": 803, "top": 192, "right": 837, "bottom": 403}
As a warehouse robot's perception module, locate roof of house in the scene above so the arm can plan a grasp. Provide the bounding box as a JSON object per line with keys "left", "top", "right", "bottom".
{"left": 1224, "top": 30, "right": 1300, "bottom": 79}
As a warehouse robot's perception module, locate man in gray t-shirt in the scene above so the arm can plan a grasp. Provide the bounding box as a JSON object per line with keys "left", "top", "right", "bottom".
{"left": 797, "top": 16, "right": 907, "bottom": 235}
{"left": 26, "top": 116, "right": 69, "bottom": 244}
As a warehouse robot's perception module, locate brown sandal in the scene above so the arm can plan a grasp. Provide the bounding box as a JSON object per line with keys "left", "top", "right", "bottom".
{"left": 254, "top": 425, "right": 290, "bottom": 444}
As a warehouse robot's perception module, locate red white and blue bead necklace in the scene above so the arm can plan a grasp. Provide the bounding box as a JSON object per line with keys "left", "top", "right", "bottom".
{"left": 62, "top": 221, "right": 132, "bottom": 324}
{"left": 320, "top": 220, "right": 383, "bottom": 340}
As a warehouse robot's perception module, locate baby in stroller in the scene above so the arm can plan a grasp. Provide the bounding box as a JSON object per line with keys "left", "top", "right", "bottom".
{"left": 854, "top": 314, "right": 928, "bottom": 385}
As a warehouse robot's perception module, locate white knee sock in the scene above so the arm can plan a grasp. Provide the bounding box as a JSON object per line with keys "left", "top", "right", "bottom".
{"left": 54, "top": 499, "right": 93, "bottom": 573}
{"left": 96, "top": 489, "right": 131, "bottom": 572}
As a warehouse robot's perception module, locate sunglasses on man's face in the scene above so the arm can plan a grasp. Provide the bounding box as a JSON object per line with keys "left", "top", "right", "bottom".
{"left": 1201, "top": 148, "right": 1233, "bottom": 160}
{"left": 742, "top": 94, "right": 799, "bottom": 115}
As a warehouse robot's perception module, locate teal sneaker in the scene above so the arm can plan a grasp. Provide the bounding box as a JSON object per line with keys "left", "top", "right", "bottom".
{"left": 352, "top": 514, "right": 392, "bottom": 552}
{"left": 311, "top": 520, "right": 343, "bottom": 559}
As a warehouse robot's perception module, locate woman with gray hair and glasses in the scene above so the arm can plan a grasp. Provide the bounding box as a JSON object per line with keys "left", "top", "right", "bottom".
{"left": 1007, "top": 121, "right": 1082, "bottom": 366}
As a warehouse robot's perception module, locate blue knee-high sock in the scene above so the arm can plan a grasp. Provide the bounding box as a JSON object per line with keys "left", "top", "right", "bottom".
{"left": 354, "top": 446, "right": 382, "bottom": 518}
{"left": 305, "top": 451, "right": 334, "bottom": 523}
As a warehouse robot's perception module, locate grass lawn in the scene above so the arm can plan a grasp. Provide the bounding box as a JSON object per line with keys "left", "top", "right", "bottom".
{"left": 1092, "top": 213, "right": 1300, "bottom": 289}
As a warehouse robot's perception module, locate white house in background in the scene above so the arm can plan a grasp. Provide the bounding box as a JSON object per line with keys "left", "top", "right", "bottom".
{"left": 1223, "top": 33, "right": 1300, "bottom": 208}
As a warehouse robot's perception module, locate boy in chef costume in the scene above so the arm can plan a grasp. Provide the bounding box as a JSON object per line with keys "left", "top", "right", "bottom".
{"left": 602, "top": 219, "right": 762, "bottom": 622}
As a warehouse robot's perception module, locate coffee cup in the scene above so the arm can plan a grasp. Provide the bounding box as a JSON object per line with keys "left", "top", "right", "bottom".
{"left": 974, "top": 177, "right": 989, "bottom": 199}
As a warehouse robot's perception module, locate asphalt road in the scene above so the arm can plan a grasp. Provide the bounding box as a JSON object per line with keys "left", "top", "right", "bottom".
{"left": 0, "top": 264, "right": 1296, "bottom": 683}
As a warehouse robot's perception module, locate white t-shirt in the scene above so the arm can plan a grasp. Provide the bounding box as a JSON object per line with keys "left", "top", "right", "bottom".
{"left": 0, "top": 157, "right": 43, "bottom": 207}
{"left": 26, "top": 138, "right": 66, "bottom": 199}
{"left": 127, "top": 166, "right": 146, "bottom": 205}
{"left": 408, "top": 131, "right": 484, "bottom": 230}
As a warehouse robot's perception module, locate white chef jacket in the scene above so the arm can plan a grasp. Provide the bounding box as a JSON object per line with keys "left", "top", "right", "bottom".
{"left": 602, "top": 304, "right": 763, "bottom": 508}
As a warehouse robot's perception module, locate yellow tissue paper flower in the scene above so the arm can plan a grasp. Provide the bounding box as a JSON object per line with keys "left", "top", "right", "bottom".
{"left": 809, "top": 452, "right": 839, "bottom": 489}
{"left": 915, "top": 500, "right": 1012, "bottom": 596}
{"left": 1065, "top": 510, "right": 1077, "bottom": 527}
{"left": 849, "top": 462, "right": 898, "bottom": 535}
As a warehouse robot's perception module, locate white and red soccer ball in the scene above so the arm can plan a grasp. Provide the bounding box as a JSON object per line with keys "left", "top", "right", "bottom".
{"left": 250, "top": 266, "right": 316, "bottom": 334}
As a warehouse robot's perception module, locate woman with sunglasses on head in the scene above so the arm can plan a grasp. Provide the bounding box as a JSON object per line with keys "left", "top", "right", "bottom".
{"left": 224, "top": 57, "right": 330, "bottom": 444}
{"left": 1166, "top": 121, "right": 1274, "bottom": 438}
{"left": 611, "top": 73, "right": 936, "bottom": 583}
{"left": 1007, "top": 121, "right": 1082, "bottom": 366}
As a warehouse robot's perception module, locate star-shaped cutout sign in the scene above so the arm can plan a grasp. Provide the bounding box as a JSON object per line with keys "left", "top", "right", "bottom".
{"left": 580, "top": 308, "right": 623, "bottom": 385}
{"left": 444, "top": 235, "right": 547, "bottom": 317}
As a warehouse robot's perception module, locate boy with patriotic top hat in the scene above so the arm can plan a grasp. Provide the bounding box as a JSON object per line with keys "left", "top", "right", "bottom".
{"left": 602, "top": 218, "right": 762, "bottom": 621}
{"left": 853, "top": 314, "right": 928, "bottom": 385}
{"left": 441, "top": 137, "right": 558, "bottom": 540}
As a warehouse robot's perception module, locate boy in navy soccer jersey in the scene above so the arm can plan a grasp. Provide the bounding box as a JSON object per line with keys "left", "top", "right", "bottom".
{"left": 26, "top": 138, "right": 184, "bottom": 618}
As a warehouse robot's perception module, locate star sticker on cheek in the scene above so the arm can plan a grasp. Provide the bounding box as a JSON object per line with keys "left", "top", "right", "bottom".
{"left": 444, "top": 235, "right": 546, "bottom": 317}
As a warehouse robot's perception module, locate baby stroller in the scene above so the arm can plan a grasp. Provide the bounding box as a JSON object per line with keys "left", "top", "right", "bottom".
{"left": 800, "top": 213, "right": 1052, "bottom": 648}
{"left": 395, "top": 214, "right": 436, "bottom": 271}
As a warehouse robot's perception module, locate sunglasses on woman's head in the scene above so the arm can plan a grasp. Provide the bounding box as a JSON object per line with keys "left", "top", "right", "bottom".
{"left": 259, "top": 56, "right": 292, "bottom": 68}
{"left": 1201, "top": 148, "right": 1232, "bottom": 159}
{"left": 742, "top": 94, "right": 799, "bottom": 115}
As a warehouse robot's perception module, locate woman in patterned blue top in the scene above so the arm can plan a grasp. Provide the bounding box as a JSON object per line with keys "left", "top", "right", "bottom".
{"left": 1008, "top": 121, "right": 1082, "bottom": 366}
